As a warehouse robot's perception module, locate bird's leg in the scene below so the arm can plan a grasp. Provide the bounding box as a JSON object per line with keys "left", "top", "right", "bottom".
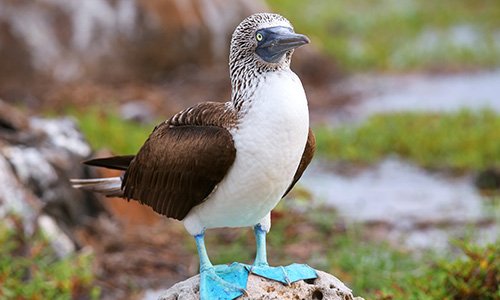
{"left": 194, "top": 233, "right": 248, "bottom": 300}
{"left": 195, "top": 233, "right": 214, "bottom": 272}
{"left": 248, "top": 221, "right": 318, "bottom": 285}
{"left": 253, "top": 223, "right": 269, "bottom": 267}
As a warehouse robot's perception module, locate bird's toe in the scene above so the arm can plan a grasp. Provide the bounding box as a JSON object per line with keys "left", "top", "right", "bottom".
{"left": 248, "top": 263, "right": 317, "bottom": 285}
{"left": 199, "top": 264, "right": 249, "bottom": 300}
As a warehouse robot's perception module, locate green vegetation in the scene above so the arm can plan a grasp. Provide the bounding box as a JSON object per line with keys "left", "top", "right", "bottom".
{"left": 0, "top": 216, "right": 99, "bottom": 299}
{"left": 268, "top": 0, "right": 500, "bottom": 71}
{"left": 69, "top": 108, "right": 154, "bottom": 155}
{"left": 376, "top": 242, "right": 500, "bottom": 300}
{"left": 315, "top": 110, "right": 500, "bottom": 171}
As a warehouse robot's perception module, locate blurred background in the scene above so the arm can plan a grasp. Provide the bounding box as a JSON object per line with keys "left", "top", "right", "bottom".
{"left": 0, "top": 0, "right": 498, "bottom": 299}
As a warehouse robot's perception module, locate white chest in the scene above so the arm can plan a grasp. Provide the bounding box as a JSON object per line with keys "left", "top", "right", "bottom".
{"left": 234, "top": 71, "right": 309, "bottom": 184}
{"left": 183, "top": 70, "right": 309, "bottom": 235}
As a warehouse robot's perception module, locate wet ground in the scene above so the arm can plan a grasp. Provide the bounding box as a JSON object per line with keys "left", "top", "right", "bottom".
{"left": 302, "top": 159, "right": 498, "bottom": 250}
{"left": 305, "top": 69, "right": 500, "bottom": 250}
{"left": 327, "top": 68, "right": 500, "bottom": 124}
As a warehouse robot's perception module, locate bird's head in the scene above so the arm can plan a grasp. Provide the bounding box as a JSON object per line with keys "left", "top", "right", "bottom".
{"left": 229, "top": 13, "right": 310, "bottom": 74}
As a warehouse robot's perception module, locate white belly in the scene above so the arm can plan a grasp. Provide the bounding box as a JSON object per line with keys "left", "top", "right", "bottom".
{"left": 183, "top": 70, "right": 309, "bottom": 235}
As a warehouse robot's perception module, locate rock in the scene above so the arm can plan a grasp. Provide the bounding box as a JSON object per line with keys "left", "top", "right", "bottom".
{"left": 0, "top": 99, "right": 106, "bottom": 255}
{"left": 0, "top": 0, "right": 267, "bottom": 87}
{"left": 159, "top": 270, "right": 364, "bottom": 300}
{"left": 0, "top": 0, "right": 344, "bottom": 112}
{"left": 475, "top": 168, "right": 500, "bottom": 192}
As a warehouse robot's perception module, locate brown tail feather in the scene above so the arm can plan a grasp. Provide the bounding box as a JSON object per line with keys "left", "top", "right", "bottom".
{"left": 84, "top": 155, "right": 134, "bottom": 171}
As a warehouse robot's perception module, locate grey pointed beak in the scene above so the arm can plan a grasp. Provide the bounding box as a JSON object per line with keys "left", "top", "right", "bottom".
{"left": 255, "top": 26, "right": 310, "bottom": 63}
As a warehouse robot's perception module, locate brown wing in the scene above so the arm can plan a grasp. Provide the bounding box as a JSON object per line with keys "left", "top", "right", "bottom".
{"left": 120, "top": 102, "right": 237, "bottom": 220}
{"left": 282, "top": 128, "right": 316, "bottom": 198}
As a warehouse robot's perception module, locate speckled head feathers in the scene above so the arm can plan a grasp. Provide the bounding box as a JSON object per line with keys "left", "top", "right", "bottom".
{"left": 228, "top": 13, "right": 308, "bottom": 108}
{"left": 229, "top": 13, "right": 294, "bottom": 71}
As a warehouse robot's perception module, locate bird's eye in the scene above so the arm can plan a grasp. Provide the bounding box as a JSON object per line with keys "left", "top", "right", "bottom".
{"left": 256, "top": 32, "right": 263, "bottom": 42}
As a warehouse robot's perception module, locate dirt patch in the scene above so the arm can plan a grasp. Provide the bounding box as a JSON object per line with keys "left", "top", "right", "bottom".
{"left": 77, "top": 210, "right": 195, "bottom": 299}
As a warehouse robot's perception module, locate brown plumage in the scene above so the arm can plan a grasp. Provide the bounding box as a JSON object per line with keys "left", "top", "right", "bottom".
{"left": 123, "top": 124, "right": 235, "bottom": 220}
{"left": 82, "top": 102, "right": 315, "bottom": 220}
{"left": 84, "top": 155, "right": 134, "bottom": 171}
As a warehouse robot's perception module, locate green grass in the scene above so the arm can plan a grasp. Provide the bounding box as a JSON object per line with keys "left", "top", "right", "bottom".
{"left": 376, "top": 242, "right": 500, "bottom": 300}
{"left": 315, "top": 109, "right": 500, "bottom": 171}
{"left": 0, "top": 216, "right": 99, "bottom": 299}
{"left": 268, "top": 0, "right": 500, "bottom": 71}
{"left": 69, "top": 108, "right": 154, "bottom": 155}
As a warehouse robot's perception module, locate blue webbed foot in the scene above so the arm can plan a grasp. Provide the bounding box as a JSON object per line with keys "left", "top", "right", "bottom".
{"left": 195, "top": 233, "right": 249, "bottom": 300}
{"left": 246, "top": 263, "right": 317, "bottom": 285}
{"left": 200, "top": 263, "right": 248, "bottom": 300}
{"left": 250, "top": 223, "right": 317, "bottom": 285}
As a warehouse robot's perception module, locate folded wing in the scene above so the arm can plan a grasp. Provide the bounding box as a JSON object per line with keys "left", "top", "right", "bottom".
{"left": 77, "top": 102, "right": 237, "bottom": 221}
{"left": 123, "top": 123, "right": 236, "bottom": 220}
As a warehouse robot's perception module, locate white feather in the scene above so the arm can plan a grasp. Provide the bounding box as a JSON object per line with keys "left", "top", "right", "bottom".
{"left": 183, "top": 69, "right": 309, "bottom": 235}
{"left": 71, "top": 177, "right": 123, "bottom": 197}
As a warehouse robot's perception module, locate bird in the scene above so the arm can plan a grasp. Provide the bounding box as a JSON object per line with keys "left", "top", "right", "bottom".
{"left": 72, "top": 12, "right": 316, "bottom": 299}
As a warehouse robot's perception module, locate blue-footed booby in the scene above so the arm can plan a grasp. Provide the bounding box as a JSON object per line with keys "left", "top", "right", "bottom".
{"left": 72, "top": 13, "right": 316, "bottom": 299}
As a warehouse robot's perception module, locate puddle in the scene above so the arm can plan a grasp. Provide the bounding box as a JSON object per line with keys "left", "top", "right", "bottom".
{"left": 301, "top": 159, "right": 498, "bottom": 250}
{"left": 333, "top": 69, "right": 500, "bottom": 123}
{"left": 389, "top": 24, "right": 493, "bottom": 68}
